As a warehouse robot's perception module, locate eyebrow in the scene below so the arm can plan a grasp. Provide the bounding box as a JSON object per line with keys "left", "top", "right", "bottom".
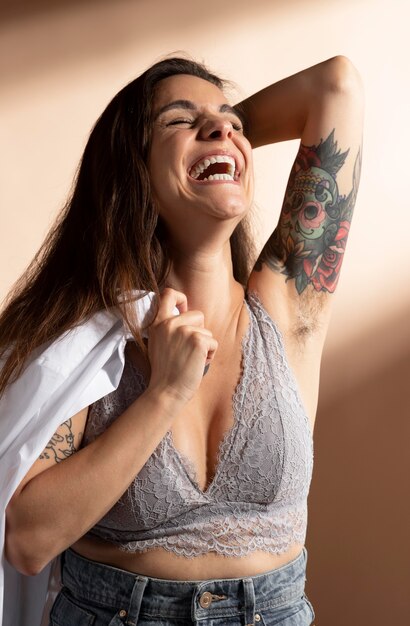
{"left": 154, "top": 99, "right": 245, "bottom": 125}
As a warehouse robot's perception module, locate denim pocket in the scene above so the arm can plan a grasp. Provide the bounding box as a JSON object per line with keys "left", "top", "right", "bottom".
{"left": 49, "top": 590, "right": 96, "bottom": 626}
{"left": 258, "top": 596, "right": 313, "bottom": 625}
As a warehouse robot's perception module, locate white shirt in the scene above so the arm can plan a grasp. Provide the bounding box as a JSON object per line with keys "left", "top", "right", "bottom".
{"left": 0, "top": 294, "right": 176, "bottom": 626}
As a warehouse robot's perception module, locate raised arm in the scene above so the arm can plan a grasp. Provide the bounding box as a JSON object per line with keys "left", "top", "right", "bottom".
{"left": 238, "top": 56, "right": 364, "bottom": 418}
{"left": 240, "top": 56, "right": 364, "bottom": 330}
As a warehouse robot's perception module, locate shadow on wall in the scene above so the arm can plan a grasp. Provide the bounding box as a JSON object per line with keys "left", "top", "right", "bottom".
{"left": 306, "top": 303, "right": 410, "bottom": 626}
{"left": 0, "top": 0, "right": 353, "bottom": 89}
{"left": 1, "top": 0, "right": 337, "bottom": 22}
{"left": 1, "top": 0, "right": 112, "bottom": 21}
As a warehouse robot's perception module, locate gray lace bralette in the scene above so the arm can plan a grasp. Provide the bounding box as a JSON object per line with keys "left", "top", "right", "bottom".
{"left": 81, "top": 292, "right": 314, "bottom": 558}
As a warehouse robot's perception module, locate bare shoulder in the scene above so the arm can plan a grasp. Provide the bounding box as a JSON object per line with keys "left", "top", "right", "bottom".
{"left": 246, "top": 281, "right": 326, "bottom": 423}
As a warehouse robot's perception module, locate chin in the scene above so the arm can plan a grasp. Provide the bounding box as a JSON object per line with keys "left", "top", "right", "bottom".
{"left": 210, "top": 197, "right": 251, "bottom": 221}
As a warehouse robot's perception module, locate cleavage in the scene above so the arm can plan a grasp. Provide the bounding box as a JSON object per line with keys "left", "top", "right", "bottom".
{"left": 168, "top": 304, "right": 250, "bottom": 493}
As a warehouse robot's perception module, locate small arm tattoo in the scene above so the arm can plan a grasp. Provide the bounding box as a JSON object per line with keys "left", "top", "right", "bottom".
{"left": 255, "top": 129, "right": 362, "bottom": 294}
{"left": 39, "top": 418, "right": 78, "bottom": 463}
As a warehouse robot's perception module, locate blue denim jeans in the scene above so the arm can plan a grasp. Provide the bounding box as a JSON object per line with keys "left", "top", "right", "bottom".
{"left": 49, "top": 547, "right": 315, "bottom": 625}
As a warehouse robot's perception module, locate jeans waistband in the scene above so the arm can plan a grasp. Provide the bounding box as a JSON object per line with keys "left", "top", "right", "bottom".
{"left": 62, "top": 547, "right": 307, "bottom": 623}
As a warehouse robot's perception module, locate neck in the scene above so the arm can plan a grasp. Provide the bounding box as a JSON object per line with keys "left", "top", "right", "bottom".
{"left": 165, "top": 240, "right": 245, "bottom": 333}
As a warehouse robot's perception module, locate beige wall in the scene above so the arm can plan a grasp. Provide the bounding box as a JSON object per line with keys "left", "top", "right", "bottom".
{"left": 1, "top": 0, "right": 409, "bottom": 623}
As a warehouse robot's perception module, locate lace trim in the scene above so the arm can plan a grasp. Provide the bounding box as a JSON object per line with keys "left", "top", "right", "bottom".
{"left": 90, "top": 504, "right": 308, "bottom": 558}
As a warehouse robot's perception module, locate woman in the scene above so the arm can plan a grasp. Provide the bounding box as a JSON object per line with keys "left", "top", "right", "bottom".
{"left": 1, "top": 55, "right": 364, "bottom": 625}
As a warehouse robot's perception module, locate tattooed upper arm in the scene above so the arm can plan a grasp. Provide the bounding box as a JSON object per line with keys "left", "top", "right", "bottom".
{"left": 255, "top": 130, "right": 362, "bottom": 296}
{"left": 39, "top": 417, "right": 84, "bottom": 464}
{"left": 246, "top": 59, "right": 364, "bottom": 412}
{"left": 12, "top": 407, "right": 89, "bottom": 498}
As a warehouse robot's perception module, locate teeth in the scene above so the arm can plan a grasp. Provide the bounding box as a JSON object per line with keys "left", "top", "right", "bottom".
{"left": 206, "top": 173, "right": 233, "bottom": 181}
{"left": 189, "top": 154, "right": 237, "bottom": 180}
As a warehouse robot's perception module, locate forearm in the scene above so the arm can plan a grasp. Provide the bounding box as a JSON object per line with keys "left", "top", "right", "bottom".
{"left": 5, "top": 388, "right": 183, "bottom": 575}
{"left": 237, "top": 55, "right": 362, "bottom": 148}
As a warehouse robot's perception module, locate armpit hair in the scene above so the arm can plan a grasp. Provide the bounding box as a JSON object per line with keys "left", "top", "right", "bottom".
{"left": 291, "top": 289, "right": 327, "bottom": 343}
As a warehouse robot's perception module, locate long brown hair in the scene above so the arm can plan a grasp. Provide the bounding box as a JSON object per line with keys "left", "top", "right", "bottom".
{"left": 0, "top": 57, "right": 255, "bottom": 396}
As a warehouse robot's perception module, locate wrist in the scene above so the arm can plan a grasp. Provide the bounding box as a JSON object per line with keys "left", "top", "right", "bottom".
{"left": 141, "top": 385, "right": 188, "bottom": 421}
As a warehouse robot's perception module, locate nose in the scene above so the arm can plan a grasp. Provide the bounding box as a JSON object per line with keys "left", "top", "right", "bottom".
{"left": 198, "top": 116, "right": 233, "bottom": 141}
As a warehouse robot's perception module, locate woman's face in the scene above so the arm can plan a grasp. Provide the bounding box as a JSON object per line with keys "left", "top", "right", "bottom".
{"left": 148, "top": 74, "right": 254, "bottom": 240}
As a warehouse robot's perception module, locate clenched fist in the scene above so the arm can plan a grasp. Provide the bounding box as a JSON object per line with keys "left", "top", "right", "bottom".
{"left": 146, "top": 288, "right": 218, "bottom": 404}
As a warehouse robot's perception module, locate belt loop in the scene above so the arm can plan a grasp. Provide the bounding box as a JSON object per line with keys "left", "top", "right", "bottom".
{"left": 126, "top": 575, "right": 148, "bottom": 625}
{"left": 243, "top": 578, "right": 256, "bottom": 626}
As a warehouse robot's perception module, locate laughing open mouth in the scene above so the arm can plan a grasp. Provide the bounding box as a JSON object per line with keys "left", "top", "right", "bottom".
{"left": 189, "top": 155, "right": 239, "bottom": 182}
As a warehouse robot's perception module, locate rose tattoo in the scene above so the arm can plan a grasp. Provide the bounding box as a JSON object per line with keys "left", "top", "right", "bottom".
{"left": 255, "top": 130, "right": 361, "bottom": 294}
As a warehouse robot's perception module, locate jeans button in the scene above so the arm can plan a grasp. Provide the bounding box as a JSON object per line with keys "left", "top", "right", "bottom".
{"left": 119, "top": 609, "right": 127, "bottom": 618}
{"left": 199, "top": 591, "right": 213, "bottom": 608}
{"left": 255, "top": 615, "right": 261, "bottom": 622}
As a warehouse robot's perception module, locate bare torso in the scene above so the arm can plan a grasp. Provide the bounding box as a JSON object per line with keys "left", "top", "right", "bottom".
{"left": 71, "top": 535, "right": 304, "bottom": 580}
{"left": 72, "top": 298, "right": 307, "bottom": 579}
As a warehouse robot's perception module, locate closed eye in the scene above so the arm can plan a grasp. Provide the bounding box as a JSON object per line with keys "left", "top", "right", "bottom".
{"left": 167, "top": 118, "right": 243, "bottom": 131}
{"left": 231, "top": 120, "right": 243, "bottom": 132}
{"left": 167, "top": 118, "right": 195, "bottom": 126}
